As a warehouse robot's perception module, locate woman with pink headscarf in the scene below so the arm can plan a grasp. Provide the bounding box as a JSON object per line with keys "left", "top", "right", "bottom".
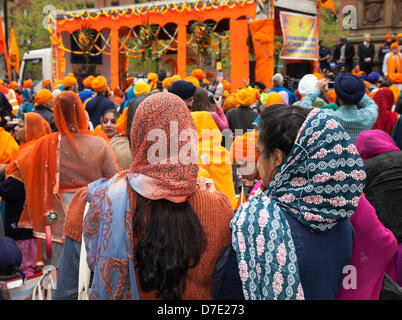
{"left": 337, "top": 129, "right": 400, "bottom": 300}
{"left": 353, "top": 130, "right": 402, "bottom": 289}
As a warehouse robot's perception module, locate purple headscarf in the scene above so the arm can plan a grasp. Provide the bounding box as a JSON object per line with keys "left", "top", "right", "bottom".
{"left": 356, "top": 130, "right": 400, "bottom": 161}
{"left": 278, "top": 90, "right": 289, "bottom": 105}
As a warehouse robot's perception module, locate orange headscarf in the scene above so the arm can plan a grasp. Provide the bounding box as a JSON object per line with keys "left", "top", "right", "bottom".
{"left": 5, "top": 113, "right": 51, "bottom": 183}
{"left": 17, "top": 92, "right": 90, "bottom": 243}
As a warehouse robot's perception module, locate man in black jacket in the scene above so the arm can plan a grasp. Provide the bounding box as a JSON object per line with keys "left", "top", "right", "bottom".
{"left": 0, "top": 91, "right": 14, "bottom": 128}
{"left": 33, "top": 89, "right": 57, "bottom": 132}
{"left": 358, "top": 33, "right": 375, "bottom": 75}
{"left": 333, "top": 36, "right": 355, "bottom": 73}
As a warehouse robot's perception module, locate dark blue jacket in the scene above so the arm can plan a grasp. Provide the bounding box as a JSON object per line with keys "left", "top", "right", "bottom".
{"left": 213, "top": 213, "right": 354, "bottom": 300}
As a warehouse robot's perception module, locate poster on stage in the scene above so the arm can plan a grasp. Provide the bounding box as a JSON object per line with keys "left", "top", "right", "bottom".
{"left": 279, "top": 11, "right": 319, "bottom": 61}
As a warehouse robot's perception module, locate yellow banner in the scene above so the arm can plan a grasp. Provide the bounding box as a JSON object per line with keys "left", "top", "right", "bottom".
{"left": 279, "top": 11, "right": 319, "bottom": 61}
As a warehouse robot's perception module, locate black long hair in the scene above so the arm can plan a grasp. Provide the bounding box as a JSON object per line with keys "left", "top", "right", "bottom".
{"left": 259, "top": 104, "right": 310, "bottom": 160}
{"left": 132, "top": 194, "right": 206, "bottom": 300}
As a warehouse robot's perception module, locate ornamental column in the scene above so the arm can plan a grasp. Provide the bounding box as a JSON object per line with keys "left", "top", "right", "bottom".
{"left": 177, "top": 22, "right": 187, "bottom": 79}
{"left": 230, "top": 18, "right": 250, "bottom": 92}
{"left": 110, "top": 27, "right": 120, "bottom": 90}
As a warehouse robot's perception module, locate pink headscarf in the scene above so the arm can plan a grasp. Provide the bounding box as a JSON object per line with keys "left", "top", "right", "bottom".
{"left": 356, "top": 129, "right": 400, "bottom": 161}
{"left": 372, "top": 88, "right": 399, "bottom": 134}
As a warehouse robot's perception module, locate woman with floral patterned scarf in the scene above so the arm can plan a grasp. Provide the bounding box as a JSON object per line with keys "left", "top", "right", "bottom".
{"left": 218, "top": 105, "right": 367, "bottom": 300}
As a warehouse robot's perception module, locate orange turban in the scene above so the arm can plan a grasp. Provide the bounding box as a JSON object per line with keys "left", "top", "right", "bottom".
{"left": 391, "top": 42, "right": 399, "bottom": 50}
{"left": 43, "top": 80, "right": 51, "bottom": 87}
{"left": 326, "top": 89, "right": 337, "bottom": 104}
{"left": 162, "top": 77, "right": 172, "bottom": 89}
{"left": 62, "top": 76, "right": 77, "bottom": 89}
{"left": 192, "top": 69, "right": 206, "bottom": 80}
{"left": 369, "top": 90, "right": 378, "bottom": 100}
{"left": 222, "top": 79, "right": 231, "bottom": 91}
{"left": 385, "top": 33, "right": 392, "bottom": 41}
{"left": 134, "top": 81, "right": 150, "bottom": 96}
{"left": 364, "top": 81, "right": 371, "bottom": 89}
{"left": 24, "top": 79, "right": 33, "bottom": 88}
{"left": 313, "top": 72, "right": 324, "bottom": 80}
{"left": 230, "top": 131, "right": 259, "bottom": 163}
{"left": 203, "top": 78, "right": 210, "bottom": 85}
{"left": 236, "top": 88, "right": 257, "bottom": 107}
{"left": 91, "top": 76, "right": 108, "bottom": 93}
{"left": 147, "top": 72, "right": 158, "bottom": 90}
{"left": 389, "top": 85, "right": 401, "bottom": 104}
{"left": 34, "top": 89, "right": 53, "bottom": 106}
{"left": 8, "top": 81, "right": 18, "bottom": 89}
{"left": 265, "top": 92, "right": 283, "bottom": 107}
{"left": 184, "top": 76, "right": 200, "bottom": 88}
{"left": 83, "top": 75, "right": 95, "bottom": 89}
{"left": 223, "top": 90, "right": 230, "bottom": 98}
{"left": 170, "top": 75, "right": 181, "bottom": 84}
{"left": 223, "top": 95, "right": 238, "bottom": 112}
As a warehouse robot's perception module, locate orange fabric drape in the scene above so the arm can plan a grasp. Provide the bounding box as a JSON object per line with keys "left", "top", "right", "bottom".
{"left": 249, "top": 18, "right": 275, "bottom": 90}
{"left": 191, "top": 111, "right": 237, "bottom": 209}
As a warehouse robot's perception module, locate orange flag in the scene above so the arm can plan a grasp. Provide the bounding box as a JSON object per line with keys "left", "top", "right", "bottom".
{"left": 235, "top": 187, "right": 247, "bottom": 210}
{"left": 320, "top": 0, "right": 336, "bottom": 14}
{"left": 9, "top": 28, "right": 20, "bottom": 74}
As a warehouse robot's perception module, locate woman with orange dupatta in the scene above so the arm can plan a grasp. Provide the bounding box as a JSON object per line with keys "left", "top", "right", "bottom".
{"left": 1, "top": 113, "right": 51, "bottom": 276}
{"left": 16, "top": 91, "right": 120, "bottom": 267}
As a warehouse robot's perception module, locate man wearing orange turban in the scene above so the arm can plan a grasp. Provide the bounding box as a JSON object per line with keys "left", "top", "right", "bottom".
{"left": 43, "top": 80, "right": 52, "bottom": 90}
{"left": 85, "top": 76, "right": 116, "bottom": 128}
{"left": 147, "top": 72, "right": 158, "bottom": 91}
{"left": 33, "top": 89, "right": 57, "bottom": 131}
{"left": 192, "top": 69, "right": 206, "bottom": 81}
{"left": 134, "top": 81, "right": 151, "bottom": 96}
{"left": 62, "top": 76, "right": 78, "bottom": 92}
{"left": 184, "top": 76, "right": 200, "bottom": 88}
{"left": 379, "top": 34, "right": 393, "bottom": 79}
{"left": 223, "top": 95, "right": 238, "bottom": 112}
{"left": 226, "top": 87, "right": 259, "bottom": 135}
{"left": 384, "top": 42, "right": 402, "bottom": 83}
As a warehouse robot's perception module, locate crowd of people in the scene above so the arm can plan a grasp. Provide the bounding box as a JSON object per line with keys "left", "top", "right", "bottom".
{"left": 0, "top": 48, "right": 402, "bottom": 300}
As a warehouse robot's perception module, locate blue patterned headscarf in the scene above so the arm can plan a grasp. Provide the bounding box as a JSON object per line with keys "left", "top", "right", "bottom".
{"left": 231, "top": 108, "right": 366, "bottom": 300}
{"left": 83, "top": 174, "right": 140, "bottom": 300}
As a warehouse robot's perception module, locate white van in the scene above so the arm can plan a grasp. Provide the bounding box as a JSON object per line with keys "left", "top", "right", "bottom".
{"left": 18, "top": 48, "right": 52, "bottom": 93}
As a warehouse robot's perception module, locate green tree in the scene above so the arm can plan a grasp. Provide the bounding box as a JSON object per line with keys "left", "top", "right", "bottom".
{"left": 7, "top": 0, "right": 95, "bottom": 57}
{"left": 319, "top": 0, "right": 349, "bottom": 49}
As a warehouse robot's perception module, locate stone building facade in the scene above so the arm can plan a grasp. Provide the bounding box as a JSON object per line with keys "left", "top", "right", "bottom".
{"left": 339, "top": 0, "right": 402, "bottom": 70}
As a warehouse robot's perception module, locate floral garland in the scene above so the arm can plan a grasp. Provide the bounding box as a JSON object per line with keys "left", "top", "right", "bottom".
{"left": 50, "top": 0, "right": 257, "bottom": 24}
